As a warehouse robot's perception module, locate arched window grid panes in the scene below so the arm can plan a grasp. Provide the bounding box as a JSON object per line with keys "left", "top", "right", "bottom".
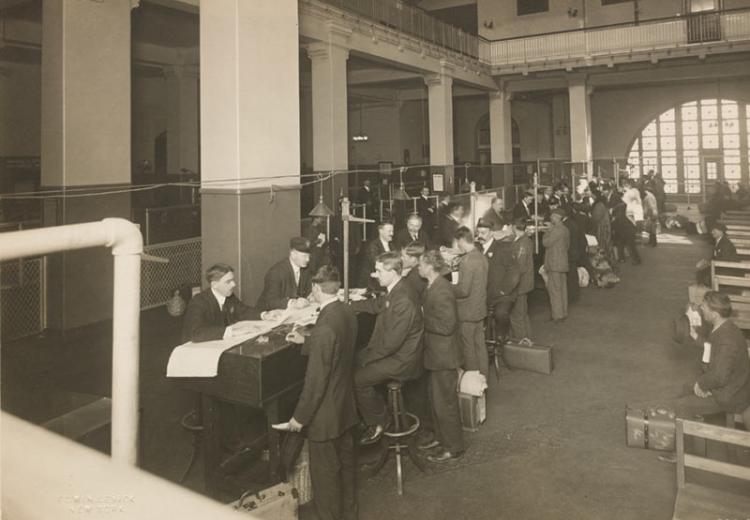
{"left": 627, "top": 99, "right": 750, "bottom": 195}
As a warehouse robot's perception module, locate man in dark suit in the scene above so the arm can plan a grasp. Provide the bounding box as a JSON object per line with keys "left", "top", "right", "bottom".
{"left": 651, "top": 290, "right": 750, "bottom": 461}
{"left": 357, "top": 221, "right": 394, "bottom": 289}
{"left": 182, "top": 263, "right": 277, "bottom": 342}
{"left": 453, "top": 226, "right": 489, "bottom": 376}
{"left": 394, "top": 214, "right": 432, "bottom": 251}
{"left": 416, "top": 186, "right": 436, "bottom": 232}
{"left": 416, "top": 250, "right": 464, "bottom": 462}
{"left": 400, "top": 243, "right": 427, "bottom": 298}
{"left": 351, "top": 252, "right": 424, "bottom": 445}
{"left": 303, "top": 216, "right": 330, "bottom": 275}
{"left": 697, "top": 223, "right": 740, "bottom": 286}
{"left": 286, "top": 266, "right": 359, "bottom": 520}
{"left": 439, "top": 202, "right": 464, "bottom": 248}
{"left": 563, "top": 206, "right": 587, "bottom": 304}
{"left": 481, "top": 197, "right": 506, "bottom": 231}
{"left": 256, "top": 237, "right": 313, "bottom": 311}
{"left": 476, "top": 220, "right": 520, "bottom": 343}
{"left": 513, "top": 191, "right": 534, "bottom": 221}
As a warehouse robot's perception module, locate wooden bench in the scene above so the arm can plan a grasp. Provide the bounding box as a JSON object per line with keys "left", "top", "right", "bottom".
{"left": 710, "top": 260, "right": 750, "bottom": 330}
{"left": 672, "top": 419, "right": 750, "bottom": 520}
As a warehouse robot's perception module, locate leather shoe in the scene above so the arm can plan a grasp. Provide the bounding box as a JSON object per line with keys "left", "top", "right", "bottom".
{"left": 358, "top": 424, "right": 385, "bottom": 446}
{"left": 417, "top": 439, "right": 441, "bottom": 451}
{"left": 427, "top": 449, "right": 463, "bottom": 463}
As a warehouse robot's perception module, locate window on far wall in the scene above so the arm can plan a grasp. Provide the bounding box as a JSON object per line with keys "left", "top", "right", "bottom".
{"left": 601, "top": 0, "right": 631, "bottom": 6}
{"left": 517, "top": 0, "right": 549, "bottom": 16}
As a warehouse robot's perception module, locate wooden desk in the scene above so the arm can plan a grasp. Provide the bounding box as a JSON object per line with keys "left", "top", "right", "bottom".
{"left": 178, "top": 324, "right": 307, "bottom": 498}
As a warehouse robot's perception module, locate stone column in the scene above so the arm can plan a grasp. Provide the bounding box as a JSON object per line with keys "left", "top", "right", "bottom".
{"left": 41, "top": 0, "right": 133, "bottom": 330}
{"left": 307, "top": 33, "right": 350, "bottom": 210}
{"left": 425, "top": 70, "right": 455, "bottom": 193}
{"left": 568, "top": 75, "right": 593, "bottom": 179}
{"left": 489, "top": 89, "right": 514, "bottom": 191}
{"left": 165, "top": 65, "right": 200, "bottom": 175}
{"left": 200, "top": 0, "right": 301, "bottom": 303}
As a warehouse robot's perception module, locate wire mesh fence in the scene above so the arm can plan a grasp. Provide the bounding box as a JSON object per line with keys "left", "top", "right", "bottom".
{"left": 1, "top": 257, "right": 44, "bottom": 341}
{"left": 141, "top": 238, "right": 202, "bottom": 310}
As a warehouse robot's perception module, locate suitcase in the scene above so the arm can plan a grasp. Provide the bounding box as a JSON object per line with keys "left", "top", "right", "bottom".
{"left": 625, "top": 406, "right": 676, "bottom": 451}
{"left": 458, "top": 391, "right": 486, "bottom": 432}
{"left": 502, "top": 342, "right": 553, "bottom": 375}
{"left": 231, "top": 482, "right": 299, "bottom": 519}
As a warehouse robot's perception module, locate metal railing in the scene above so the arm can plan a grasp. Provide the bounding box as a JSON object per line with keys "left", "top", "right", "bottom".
{"left": 140, "top": 237, "right": 201, "bottom": 310}
{"left": 484, "top": 8, "right": 750, "bottom": 67}
{"left": 131, "top": 204, "right": 200, "bottom": 246}
{"left": 1, "top": 256, "right": 46, "bottom": 341}
{"left": 319, "top": 0, "right": 480, "bottom": 58}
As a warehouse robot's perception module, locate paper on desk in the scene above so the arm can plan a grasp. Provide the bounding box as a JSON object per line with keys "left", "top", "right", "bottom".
{"left": 166, "top": 324, "right": 272, "bottom": 378}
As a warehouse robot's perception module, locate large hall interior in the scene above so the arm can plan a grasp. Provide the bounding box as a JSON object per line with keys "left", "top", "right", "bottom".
{"left": 2, "top": 0, "right": 750, "bottom": 519}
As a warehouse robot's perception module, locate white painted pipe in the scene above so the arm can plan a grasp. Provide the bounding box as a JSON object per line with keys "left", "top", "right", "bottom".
{"left": 0, "top": 218, "right": 143, "bottom": 466}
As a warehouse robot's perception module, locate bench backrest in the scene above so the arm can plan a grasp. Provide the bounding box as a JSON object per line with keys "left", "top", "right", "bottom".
{"left": 676, "top": 419, "right": 750, "bottom": 489}
{"left": 710, "top": 260, "right": 750, "bottom": 329}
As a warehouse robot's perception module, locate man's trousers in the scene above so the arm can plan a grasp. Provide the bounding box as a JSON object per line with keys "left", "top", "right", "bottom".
{"left": 428, "top": 369, "right": 464, "bottom": 454}
{"left": 546, "top": 271, "right": 567, "bottom": 320}
{"left": 458, "top": 320, "right": 487, "bottom": 376}
{"left": 309, "top": 429, "right": 358, "bottom": 520}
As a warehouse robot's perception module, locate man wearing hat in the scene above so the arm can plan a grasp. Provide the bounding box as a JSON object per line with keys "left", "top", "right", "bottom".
{"left": 256, "top": 237, "right": 313, "bottom": 311}
{"left": 543, "top": 209, "right": 570, "bottom": 323}
{"left": 696, "top": 223, "right": 740, "bottom": 286}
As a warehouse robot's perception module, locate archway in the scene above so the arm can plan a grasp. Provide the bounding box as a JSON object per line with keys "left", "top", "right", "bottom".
{"left": 626, "top": 99, "right": 750, "bottom": 194}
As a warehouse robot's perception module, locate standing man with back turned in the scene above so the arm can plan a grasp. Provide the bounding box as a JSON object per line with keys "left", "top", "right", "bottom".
{"left": 286, "top": 266, "right": 359, "bottom": 520}
{"left": 452, "top": 226, "right": 489, "bottom": 376}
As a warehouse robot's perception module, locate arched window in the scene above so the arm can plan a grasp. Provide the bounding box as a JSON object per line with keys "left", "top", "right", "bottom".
{"left": 627, "top": 99, "right": 750, "bottom": 194}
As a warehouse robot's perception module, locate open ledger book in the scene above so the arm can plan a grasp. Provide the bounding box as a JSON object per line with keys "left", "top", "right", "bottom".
{"left": 166, "top": 305, "right": 320, "bottom": 378}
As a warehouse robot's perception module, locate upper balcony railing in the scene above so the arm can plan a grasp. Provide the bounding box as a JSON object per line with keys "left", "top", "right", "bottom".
{"left": 483, "top": 8, "right": 750, "bottom": 70}
{"left": 318, "top": 0, "right": 481, "bottom": 59}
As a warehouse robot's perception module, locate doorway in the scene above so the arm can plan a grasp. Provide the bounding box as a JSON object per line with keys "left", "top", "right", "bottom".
{"left": 686, "top": 0, "right": 721, "bottom": 43}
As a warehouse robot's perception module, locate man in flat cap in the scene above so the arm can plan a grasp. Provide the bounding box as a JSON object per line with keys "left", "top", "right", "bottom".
{"left": 257, "top": 237, "right": 313, "bottom": 311}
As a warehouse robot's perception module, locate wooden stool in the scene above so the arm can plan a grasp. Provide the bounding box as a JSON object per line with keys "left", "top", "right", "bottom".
{"left": 485, "top": 310, "right": 508, "bottom": 380}
{"left": 371, "top": 381, "right": 426, "bottom": 496}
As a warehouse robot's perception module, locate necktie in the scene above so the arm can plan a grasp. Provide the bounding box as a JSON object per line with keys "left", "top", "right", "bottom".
{"left": 222, "top": 302, "right": 231, "bottom": 326}
{"left": 294, "top": 268, "right": 300, "bottom": 287}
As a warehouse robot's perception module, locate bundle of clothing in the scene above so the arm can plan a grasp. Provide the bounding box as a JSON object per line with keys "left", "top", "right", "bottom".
{"left": 590, "top": 248, "right": 620, "bottom": 288}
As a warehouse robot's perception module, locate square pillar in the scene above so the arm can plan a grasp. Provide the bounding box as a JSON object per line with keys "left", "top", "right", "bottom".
{"left": 307, "top": 36, "right": 350, "bottom": 210}
{"left": 425, "top": 71, "right": 455, "bottom": 193}
{"left": 200, "top": 0, "right": 301, "bottom": 303}
{"left": 41, "top": 0, "right": 132, "bottom": 331}
{"left": 568, "top": 75, "right": 593, "bottom": 179}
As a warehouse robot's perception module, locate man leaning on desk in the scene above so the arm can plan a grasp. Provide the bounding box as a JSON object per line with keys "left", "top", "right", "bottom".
{"left": 257, "top": 237, "right": 313, "bottom": 311}
{"left": 286, "top": 266, "right": 359, "bottom": 520}
{"left": 182, "top": 263, "right": 282, "bottom": 343}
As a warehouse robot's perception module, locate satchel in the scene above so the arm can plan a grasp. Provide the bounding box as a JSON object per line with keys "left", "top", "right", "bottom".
{"left": 278, "top": 431, "right": 306, "bottom": 482}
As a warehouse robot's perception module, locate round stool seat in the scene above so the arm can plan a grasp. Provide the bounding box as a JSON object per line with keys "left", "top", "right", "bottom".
{"left": 383, "top": 412, "right": 420, "bottom": 438}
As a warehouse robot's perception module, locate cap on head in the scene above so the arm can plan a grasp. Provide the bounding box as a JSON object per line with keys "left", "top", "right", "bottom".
{"left": 290, "top": 237, "right": 311, "bottom": 253}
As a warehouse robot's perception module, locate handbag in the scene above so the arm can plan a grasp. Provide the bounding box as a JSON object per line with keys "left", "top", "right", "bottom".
{"left": 278, "top": 431, "right": 306, "bottom": 482}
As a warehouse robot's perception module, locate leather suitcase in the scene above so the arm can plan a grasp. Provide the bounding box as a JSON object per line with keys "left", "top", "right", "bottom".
{"left": 458, "top": 391, "right": 486, "bottom": 432}
{"left": 231, "top": 482, "right": 299, "bottom": 519}
{"left": 625, "top": 406, "right": 676, "bottom": 452}
{"left": 502, "top": 342, "right": 553, "bottom": 375}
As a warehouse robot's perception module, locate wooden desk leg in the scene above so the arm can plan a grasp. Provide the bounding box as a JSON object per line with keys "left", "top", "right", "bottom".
{"left": 201, "top": 395, "right": 222, "bottom": 499}
{"left": 264, "top": 399, "right": 280, "bottom": 483}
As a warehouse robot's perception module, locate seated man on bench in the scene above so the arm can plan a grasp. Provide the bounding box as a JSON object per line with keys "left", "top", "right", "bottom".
{"left": 695, "top": 223, "right": 739, "bottom": 287}
{"left": 676, "top": 291, "right": 750, "bottom": 423}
